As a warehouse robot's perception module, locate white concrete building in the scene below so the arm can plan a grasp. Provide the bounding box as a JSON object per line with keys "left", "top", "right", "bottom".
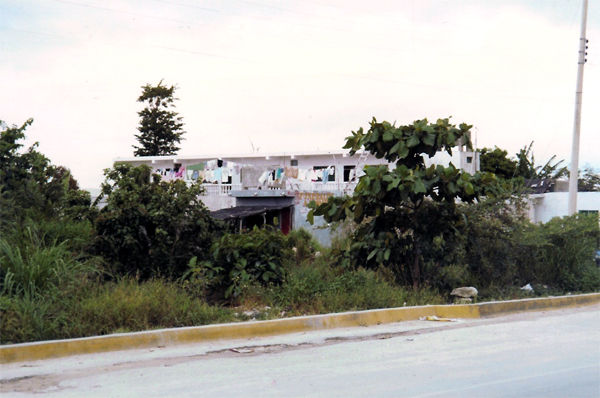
{"left": 114, "top": 147, "right": 478, "bottom": 244}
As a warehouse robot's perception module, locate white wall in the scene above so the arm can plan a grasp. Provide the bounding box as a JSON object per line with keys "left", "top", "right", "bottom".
{"left": 530, "top": 192, "right": 600, "bottom": 223}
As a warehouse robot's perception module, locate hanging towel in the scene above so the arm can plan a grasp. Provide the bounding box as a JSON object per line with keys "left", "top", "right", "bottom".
{"left": 258, "top": 171, "right": 269, "bottom": 184}
{"left": 322, "top": 168, "right": 330, "bottom": 184}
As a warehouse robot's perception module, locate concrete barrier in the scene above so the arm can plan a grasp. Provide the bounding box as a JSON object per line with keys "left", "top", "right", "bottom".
{"left": 1, "top": 293, "right": 598, "bottom": 364}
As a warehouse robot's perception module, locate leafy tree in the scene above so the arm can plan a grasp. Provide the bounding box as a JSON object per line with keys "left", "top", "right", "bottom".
{"left": 0, "top": 119, "right": 92, "bottom": 227}
{"left": 308, "top": 117, "right": 500, "bottom": 288}
{"left": 133, "top": 80, "right": 185, "bottom": 156}
{"left": 515, "top": 141, "right": 568, "bottom": 180}
{"left": 94, "top": 164, "right": 224, "bottom": 279}
{"left": 479, "top": 146, "right": 517, "bottom": 180}
{"left": 578, "top": 166, "right": 600, "bottom": 192}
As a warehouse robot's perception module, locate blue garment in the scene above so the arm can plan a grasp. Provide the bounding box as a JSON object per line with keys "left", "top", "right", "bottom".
{"left": 322, "top": 169, "right": 329, "bottom": 184}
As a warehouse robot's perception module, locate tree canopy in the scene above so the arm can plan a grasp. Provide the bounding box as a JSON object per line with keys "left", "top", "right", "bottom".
{"left": 133, "top": 80, "right": 185, "bottom": 157}
{"left": 309, "top": 117, "right": 500, "bottom": 288}
{"left": 94, "top": 164, "right": 223, "bottom": 279}
{"left": 480, "top": 141, "right": 568, "bottom": 181}
{"left": 578, "top": 166, "right": 600, "bottom": 192}
{"left": 0, "top": 119, "right": 92, "bottom": 227}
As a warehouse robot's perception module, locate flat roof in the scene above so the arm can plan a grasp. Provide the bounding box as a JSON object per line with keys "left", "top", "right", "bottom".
{"left": 114, "top": 150, "right": 359, "bottom": 164}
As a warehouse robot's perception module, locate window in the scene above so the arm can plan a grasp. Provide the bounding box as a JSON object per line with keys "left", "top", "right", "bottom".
{"left": 290, "top": 159, "right": 298, "bottom": 166}
{"left": 344, "top": 165, "right": 356, "bottom": 182}
{"left": 466, "top": 157, "right": 473, "bottom": 164}
{"left": 314, "top": 166, "right": 335, "bottom": 182}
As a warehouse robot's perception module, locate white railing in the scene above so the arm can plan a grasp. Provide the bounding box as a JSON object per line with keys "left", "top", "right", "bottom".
{"left": 201, "top": 183, "right": 242, "bottom": 196}
{"left": 198, "top": 182, "right": 357, "bottom": 196}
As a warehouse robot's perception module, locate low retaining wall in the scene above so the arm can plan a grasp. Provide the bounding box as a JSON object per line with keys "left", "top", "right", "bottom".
{"left": 1, "top": 293, "right": 598, "bottom": 364}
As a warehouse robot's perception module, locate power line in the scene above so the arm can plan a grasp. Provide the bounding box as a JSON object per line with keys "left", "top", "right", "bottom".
{"left": 151, "top": 42, "right": 577, "bottom": 104}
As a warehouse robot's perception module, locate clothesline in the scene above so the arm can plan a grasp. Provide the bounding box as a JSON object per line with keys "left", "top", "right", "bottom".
{"left": 153, "top": 161, "right": 362, "bottom": 185}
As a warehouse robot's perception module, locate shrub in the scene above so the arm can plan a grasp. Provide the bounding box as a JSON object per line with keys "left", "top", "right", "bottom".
{"left": 93, "top": 164, "right": 224, "bottom": 279}
{"left": 534, "top": 213, "right": 599, "bottom": 291}
{"left": 195, "top": 227, "right": 291, "bottom": 299}
{"left": 285, "top": 227, "right": 322, "bottom": 265}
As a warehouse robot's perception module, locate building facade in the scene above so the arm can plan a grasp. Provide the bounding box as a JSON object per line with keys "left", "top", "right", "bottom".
{"left": 114, "top": 147, "right": 478, "bottom": 244}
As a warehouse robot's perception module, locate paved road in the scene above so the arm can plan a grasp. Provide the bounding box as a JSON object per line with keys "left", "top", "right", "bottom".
{"left": 1, "top": 305, "right": 599, "bottom": 397}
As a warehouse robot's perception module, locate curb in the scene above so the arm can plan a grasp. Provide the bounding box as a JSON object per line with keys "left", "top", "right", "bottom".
{"left": 1, "top": 293, "right": 598, "bottom": 364}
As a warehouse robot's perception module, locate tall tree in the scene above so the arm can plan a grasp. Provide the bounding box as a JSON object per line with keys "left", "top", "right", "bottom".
{"left": 133, "top": 80, "right": 185, "bottom": 156}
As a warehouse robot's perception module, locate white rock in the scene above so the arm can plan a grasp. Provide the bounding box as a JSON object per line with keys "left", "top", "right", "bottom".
{"left": 451, "top": 287, "right": 478, "bottom": 298}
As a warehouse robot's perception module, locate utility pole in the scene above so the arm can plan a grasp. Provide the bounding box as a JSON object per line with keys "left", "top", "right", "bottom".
{"left": 568, "top": 0, "right": 588, "bottom": 215}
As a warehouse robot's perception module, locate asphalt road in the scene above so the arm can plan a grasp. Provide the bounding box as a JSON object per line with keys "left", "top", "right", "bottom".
{"left": 1, "top": 305, "right": 599, "bottom": 397}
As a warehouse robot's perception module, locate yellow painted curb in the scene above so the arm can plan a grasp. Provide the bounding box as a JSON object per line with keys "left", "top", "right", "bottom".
{"left": 1, "top": 293, "right": 598, "bottom": 364}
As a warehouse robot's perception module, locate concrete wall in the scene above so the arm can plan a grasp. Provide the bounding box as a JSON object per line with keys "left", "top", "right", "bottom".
{"left": 529, "top": 192, "right": 600, "bottom": 223}
{"left": 201, "top": 195, "right": 235, "bottom": 212}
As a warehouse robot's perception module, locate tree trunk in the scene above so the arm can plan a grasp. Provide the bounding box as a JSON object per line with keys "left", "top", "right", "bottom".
{"left": 412, "top": 243, "right": 421, "bottom": 289}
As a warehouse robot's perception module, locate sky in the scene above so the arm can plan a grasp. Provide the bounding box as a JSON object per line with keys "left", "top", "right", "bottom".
{"left": 1, "top": 0, "right": 599, "bottom": 189}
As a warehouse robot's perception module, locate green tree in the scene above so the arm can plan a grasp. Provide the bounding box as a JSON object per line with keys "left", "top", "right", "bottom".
{"left": 308, "top": 117, "right": 500, "bottom": 288}
{"left": 94, "top": 164, "right": 223, "bottom": 279}
{"left": 0, "top": 119, "right": 92, "bottom": 227}
{"left": 479, "top": 146, "right": 517, "bottom": 180}
{"left": 515, "top": 141, "right": 568, "bottom": 180}
{"left": 133, "top": 80, "right": 185, "bottom": 156}
{"left": 578, "top": 166, "right": 600, "bottom": 192}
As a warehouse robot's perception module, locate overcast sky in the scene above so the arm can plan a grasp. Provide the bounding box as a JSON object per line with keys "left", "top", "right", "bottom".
{"left": 2, "top": 0, "right": 598, "bottom": 189}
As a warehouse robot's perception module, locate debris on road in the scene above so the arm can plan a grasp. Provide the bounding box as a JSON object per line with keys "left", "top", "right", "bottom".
{"left": 419, "top": 316, "right": 457, "bottom": 322}
{"left": 521, "top": 284, "right": 534, "bottom": 292}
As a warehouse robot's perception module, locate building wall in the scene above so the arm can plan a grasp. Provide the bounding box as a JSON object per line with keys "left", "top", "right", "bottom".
{"left": 528, "top": 192, "right": 600, "bottom": 223}
{"left": 115, "top": 150, "right": 479, "bottom": 245}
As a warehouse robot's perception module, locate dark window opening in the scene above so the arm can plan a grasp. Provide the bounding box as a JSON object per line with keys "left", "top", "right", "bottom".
{"left": 344, "top": 165, "right": 356, "bottom": 182}
{"left": 466, "top": 157, "right": 473, "bottom": 164}
{"left": 290, "top": 159, "right": 298, "bottom": 166}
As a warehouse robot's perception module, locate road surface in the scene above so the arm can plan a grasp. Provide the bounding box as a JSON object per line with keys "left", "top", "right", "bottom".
{"left": 1, "top": 304, "right": 599, "bottom": 397}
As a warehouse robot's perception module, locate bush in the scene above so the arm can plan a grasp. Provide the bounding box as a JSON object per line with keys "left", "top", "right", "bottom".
{"left": 191, "top": 227, "right": 291, "bottom": 299}
{"left": 93, "top": 164, "right": 224, "bottom": 279}
{"left": 533, "top": 213, "right": 600, "bottom": 291}
{"left": 285, "top": 227, "right": 322, "bottom": 265}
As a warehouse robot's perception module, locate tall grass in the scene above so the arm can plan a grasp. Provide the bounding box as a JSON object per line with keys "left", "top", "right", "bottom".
{"left": 240, "top": 258, "right": 444, "bottom": 316}
{"left": 0, "top": 227, "right": 99, "bottom": 298}
{"left": 1, "top": 277, "right": 236, "bottom": 344}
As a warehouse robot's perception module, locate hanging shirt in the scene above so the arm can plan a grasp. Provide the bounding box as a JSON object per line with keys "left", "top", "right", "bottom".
{"left": 322, "top": 169, "right": 330, "bottom": 184}
{"left": 258, "top": 171, "right": 269, "bottom": 184}
{"left": 221, "top": 167, "right": 229, "bottom": 183}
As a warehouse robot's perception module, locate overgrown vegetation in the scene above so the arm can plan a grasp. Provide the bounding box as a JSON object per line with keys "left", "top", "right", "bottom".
{"left": 1, "top": 117, "right": 598, "bottom": 345}
{"left": 93, "top": 163, "right": 223, "bottom": 279}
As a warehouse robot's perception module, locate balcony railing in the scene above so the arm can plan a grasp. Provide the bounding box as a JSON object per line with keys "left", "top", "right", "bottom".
{"left": 201, "top": 183, "right": 242, "bottom": 196}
